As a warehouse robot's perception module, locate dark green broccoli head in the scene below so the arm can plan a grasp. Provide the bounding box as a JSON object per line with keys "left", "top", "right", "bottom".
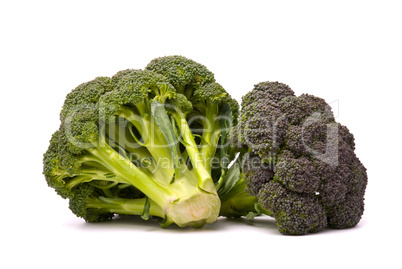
{"left": 238, "top": 81, "right": 338, "bottom": 163}
{"left": 237, "top": 81, "right": 367, "bottom": 234}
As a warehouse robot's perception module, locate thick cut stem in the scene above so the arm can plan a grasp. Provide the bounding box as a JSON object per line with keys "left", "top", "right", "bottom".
{"left": 167, "top": 192, "right": 221, "bottom": 228}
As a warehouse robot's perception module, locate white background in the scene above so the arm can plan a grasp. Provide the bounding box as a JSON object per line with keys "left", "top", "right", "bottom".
{"left": 1, "top": 0, "right": 401, "bottom": 268}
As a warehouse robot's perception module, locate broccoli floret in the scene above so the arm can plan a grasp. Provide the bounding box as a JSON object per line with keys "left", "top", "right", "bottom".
{"left": 147, "top": 55, "right": 239, "bottom": 177}
{"left": 273, "top": 151, "right": 320, "bottom": 194}
{"left": 241, "top": 81, "right": 294, "bottom": 107}
{"left": 238, "top": 84, "right": 290, "bottom": 161}
{"left": 60, "top": 76, "right": 113, "bottom": 121}
{"left": 258, "top": 181, "right": 327, "bottom": 235}
{"left": 242, "top": 152, "right": 274, "bottom": 196}
{"left": 145, "top": 55, "right": 215, "bottom": 95}
{"left": 43, "top": 56, "right": 239, "bottom": 228}
{"left": 221, "top": 81, "right": 367, "bottom": 235}
{"left": 68, "top": 183, "right": 115, "bottom": 223}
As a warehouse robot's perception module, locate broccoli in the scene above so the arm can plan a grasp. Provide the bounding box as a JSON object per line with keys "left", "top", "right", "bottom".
{"left": 222, "top": 81, "right": 367, "bottom": 235}
{"left": 43, "top": 58, "right": 367, "bottom": 234}
{"left": 43, "top": 56, "right": 239, "bottom": 228}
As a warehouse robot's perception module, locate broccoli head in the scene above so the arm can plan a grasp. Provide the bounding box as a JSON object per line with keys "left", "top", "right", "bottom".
{"left": 223, "top": 81, "right": 367, "bottom": 235}
{"left": 43, "top": 56, "right": 239, "bottom": 228}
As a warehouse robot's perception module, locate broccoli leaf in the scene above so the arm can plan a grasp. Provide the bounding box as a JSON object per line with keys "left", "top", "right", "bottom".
{"left": 217, "top": 162, "right": 241, "bottom": 197}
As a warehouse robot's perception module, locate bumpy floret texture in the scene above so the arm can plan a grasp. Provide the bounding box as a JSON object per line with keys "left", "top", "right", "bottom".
{"left": 68, "top": 183, "right": 115, "bottom": 223}
{"left": 242, "top": 152, "right": 274, "bottom": 196}
{"left": 258, "top": 181, "right": 327, "bottom": 235}
{"left": 145, "top": 55, "right": 215, "bottom": 92}
{"left": 274, "top": 154, "right": 320, "bottom": 194}
{"left": 238, "top": 81, "right": 367, "bottom": 235}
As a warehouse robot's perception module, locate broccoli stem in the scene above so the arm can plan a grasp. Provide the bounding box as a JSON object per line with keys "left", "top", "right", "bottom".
{"left": 86, "top": 142, "right": 177, "bottom": 210}
{"left": 116, "top": 106, "right": 175, "bottom": 181}
{"left": 105, "top": 120, "right": 174, "bottom": 186}
{"left": 82, "top": 138, "right": 219, "bottom": 228}
{"left": 200, "top": 103, "right": 221, "bottom": 173}
{"left": 64, "top": 163, "right": 125, "bottom": 189}
{"left": 174, "top": 113, "right": 216, "bottom": 194}
{"left": 86, "top": 196, "right": 166, "bottom": 219}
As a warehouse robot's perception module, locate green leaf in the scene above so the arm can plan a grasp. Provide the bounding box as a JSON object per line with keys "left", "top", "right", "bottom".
{"left": 216, "top": 162, "right": 241, "bottom": 197}
{"left": 151, "top": 101, "right": 181, "bottom": 178}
